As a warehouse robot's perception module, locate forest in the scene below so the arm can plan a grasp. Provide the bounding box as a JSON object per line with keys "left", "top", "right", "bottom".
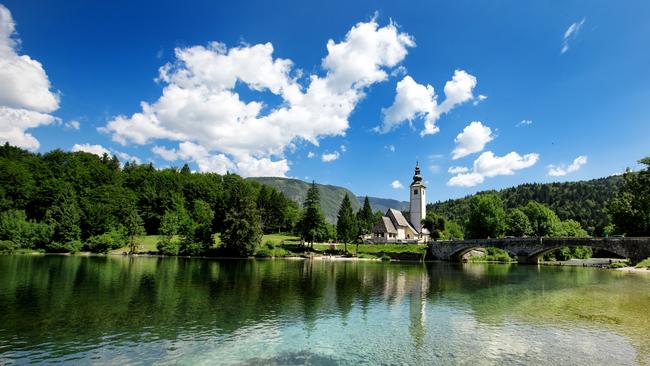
{"left": 1, "top": 142, "right": 648, "bottom": 259}
{"left": 0, "top": 143, "right": 298, "bottom": 255}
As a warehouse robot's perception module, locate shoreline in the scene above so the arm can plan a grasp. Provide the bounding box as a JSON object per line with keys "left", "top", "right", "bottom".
{"left": 4, "top": 251, "right": 650, "bottom": 272}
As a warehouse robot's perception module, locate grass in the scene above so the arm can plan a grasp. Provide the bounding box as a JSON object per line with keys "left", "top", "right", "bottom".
{"left": 635, "top": 257, "right": 650, "bottom": 269}
{"left": 105, "top": 233, "right": 427, "bottom": 259}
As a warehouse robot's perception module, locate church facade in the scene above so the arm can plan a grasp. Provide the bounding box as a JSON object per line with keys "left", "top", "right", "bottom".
{"left": 371, "top": 163, "right": 430, "bottom": 244}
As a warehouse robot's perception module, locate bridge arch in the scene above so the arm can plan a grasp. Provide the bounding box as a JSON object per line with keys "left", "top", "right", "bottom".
{"left": 449, "top": 245, "right": 518, "bottom": 263}
{"left": 527, "top": 245, "right": 627, "bottom": 263}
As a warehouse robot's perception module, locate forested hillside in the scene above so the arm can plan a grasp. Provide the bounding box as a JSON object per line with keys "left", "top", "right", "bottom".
{"left": 361, "top": 196, "right": 409, "bottom": 215}
{"left": 0, "top": 144, "right": 297, "bottom": 253}
{"left": 428, "top": 176, "right": 625, "bottom": 234}
{"left": 248, "top": 177, "right": 360, "bottom": 223}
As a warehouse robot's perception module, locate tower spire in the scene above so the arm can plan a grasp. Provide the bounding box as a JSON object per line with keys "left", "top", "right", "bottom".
{"left": 412, "top": 161, "right": 422, "bottom": 184}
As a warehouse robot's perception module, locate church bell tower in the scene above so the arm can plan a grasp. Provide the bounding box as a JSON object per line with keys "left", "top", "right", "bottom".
{"left": 409, "top": 162, "right": 426, "bottom": 233}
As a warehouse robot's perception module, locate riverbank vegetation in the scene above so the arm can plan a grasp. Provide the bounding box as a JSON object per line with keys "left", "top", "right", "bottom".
{"left": 1, "top": 143, "right": 648, "bottom": 262}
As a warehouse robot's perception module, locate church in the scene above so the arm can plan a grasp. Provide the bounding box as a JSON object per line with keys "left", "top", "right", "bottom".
{"left": 371, "top": 162, "right": 430, "bottom": 243}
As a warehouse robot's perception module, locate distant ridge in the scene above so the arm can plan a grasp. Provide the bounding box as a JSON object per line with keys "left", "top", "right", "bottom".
{"left": 251, "top": 175, "right": 624, "bottom": 232}
{"left": 248, "top": 177, "right": 409, "bottom": 224}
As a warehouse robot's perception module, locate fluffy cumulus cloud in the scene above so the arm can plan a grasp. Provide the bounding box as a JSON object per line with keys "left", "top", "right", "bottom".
{"left": 378, "top": 70, "right": 478, "bottom": 136}
{"left": 321, "top": 151, "right": 340, "bottom": 162}
{"left": 72, "top": 143, "right": 110, "bottom": 156}
{"left": 72, "top": 143, "right": 142, "bottom": 165}
{"left": 451, "top": 121, "right": 495, "bottom": 160}
{"left": 448, "top": 151, "right": 539, "bottom": 187}
{"left": 548, "top": 155, "right": 587, "bottom": 176}
{"left": 0, "top": 5, "right": 60, "bottom": 150}
{"left": 391, "top": 180, "right": 404, "bottom": 189}
{"left": 561, "top": 18, "right": 586, "bottom": 54}
{"left": 102, "top": 18, "right": 414, "bottom": 177}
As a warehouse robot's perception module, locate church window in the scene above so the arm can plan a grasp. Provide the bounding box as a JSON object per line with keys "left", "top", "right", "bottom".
{"left": 414, "top": 189, "right": 418, "bottom": 195}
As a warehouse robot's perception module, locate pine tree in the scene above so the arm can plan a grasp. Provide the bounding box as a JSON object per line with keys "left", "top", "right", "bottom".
{"left": 356, "top": 196, "right": 374, "bottom": 237}
{"left": 299, "top": 182, "right": 328, "bottom": 248}
{"left": 221, "top": 180, "right": 263, "bottom": 256}
{"left": 336, "top": 194, "right": 357, "bottom": 254}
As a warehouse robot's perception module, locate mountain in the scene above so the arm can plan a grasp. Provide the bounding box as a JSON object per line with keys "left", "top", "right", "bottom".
{"left": 251, "top": 175, "right": 625, "bottom": 233}
{"left": 248, "top": 177, "right": 360, "bottom": 224}
{"left": 428, "top": 175, "right": 625, "bottom": 233}
{"left": 248, "top": 177, "right": 409, "bottom": 223}
{"left": 361, "top": 196, "right": 409, "bottom": 214}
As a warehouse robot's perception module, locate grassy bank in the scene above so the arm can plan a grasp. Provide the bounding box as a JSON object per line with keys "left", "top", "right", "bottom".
{"left": 104, "top": 233, "right": 426, "bottom": 260}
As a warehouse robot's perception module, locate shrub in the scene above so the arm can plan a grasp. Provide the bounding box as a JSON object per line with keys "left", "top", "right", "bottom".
{"left": 86, "top": 230, "right": 126, "bottom": 253}
{"left": 0, "top": 240, "right": 16, "bottom": 253}
{"left": 636, "top": 258, "right": 650, "bottom": 269}
{"left": 380, "top": 255, "right": 391, "bottom": 261}
{"left": 157, "top": 237, "right": 180, "bottom": 255}
{"left": 609, "top": 262, "right": 627, "bottom": 269}
{"left": 46, "top": 240, "right": 83, "bottom": 253}
{"left": 179, "top": 240, "right": 204, "bottom": 256}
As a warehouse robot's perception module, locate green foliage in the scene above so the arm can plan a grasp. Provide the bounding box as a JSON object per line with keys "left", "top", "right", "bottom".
{"left": 221, "top": 180, "right": 263, "bottom": 256}
{"left": 543, "top": 246, "right": 593, "bottom": 261}
{"left": 0, "top": 209, "right": 52, "bottom": 249}
{"left": 336, "top": 194, "right": 357, "bottom": 248}
{"left": 46, "top": 240, "right": 83, "bottom": 254}
{"left": 608, "top": 158, "right": 650, "bottom": 236}
{"left": 469, "top": 247, "right": 514, "bottom": 262}
{"left": 423, "top": 212, "right": 446, "bottom": 240}
{"left": 635, "top": 257, "right": 650, "bottom": 268}
{"left": 0, "top": 144, "right": 295, "bottom": 254}
{"left": 522, "top": 201, "right": 563, "bottom": 237}
{"left": 560, "top": 219, "right": 589, "bottom": 237}
{"left": 45, "top": 186, "right": 82, "bottom": 247}
{"left": 444, "top": 220, "right": 464, "bottom": 240}
{"left": 608, "top": 261, "right": 628, "bottom": 269}
{"left": 249, "top": 177, "right": 360, "bottom": 224}
{"left": 429, "top": 175, "right": 625, "bottom": 234}
{"left": 298, "top": 182, "right": 329, "bottom": 245}
{"left": 86, "top": 230, "right": 126, "bottom": 253}
{"left": 505, "top": 208, "right": 533, "bottom": 237}
{"left": 465, "top": 194, "right": 506, "bottom": 239}
{"left": 356, "top": 196, "right": 375, "bottom": 236}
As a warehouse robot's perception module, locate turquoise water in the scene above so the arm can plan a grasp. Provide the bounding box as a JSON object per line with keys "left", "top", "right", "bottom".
{"left": 1, "top": 255, "right": 649, "bottom": 365}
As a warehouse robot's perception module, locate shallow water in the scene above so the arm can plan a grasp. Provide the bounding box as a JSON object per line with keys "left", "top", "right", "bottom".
{"left": 0, "top": 255, "right": 649, "bottom": 365}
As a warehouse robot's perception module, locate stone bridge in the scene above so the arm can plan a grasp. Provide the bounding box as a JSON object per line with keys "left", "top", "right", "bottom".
{"left": 427, "top": 237, "right": 650, "bottom": 264}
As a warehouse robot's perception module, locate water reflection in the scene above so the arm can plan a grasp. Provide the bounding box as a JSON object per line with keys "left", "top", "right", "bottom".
{"left": 0, "top": 255, "right": 649, "bottom": 365}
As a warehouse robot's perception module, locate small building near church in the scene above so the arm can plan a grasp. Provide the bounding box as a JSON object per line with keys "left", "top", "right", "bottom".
{"left": 371, "top": 162, "right": 430, "bottom": 243}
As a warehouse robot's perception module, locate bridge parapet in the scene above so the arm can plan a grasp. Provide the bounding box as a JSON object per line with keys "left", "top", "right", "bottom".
{"left": 427, "top": 237, "right": 650, "bottom": 264}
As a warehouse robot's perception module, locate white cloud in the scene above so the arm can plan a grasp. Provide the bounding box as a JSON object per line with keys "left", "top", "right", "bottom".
{"left": 517, "top": 119, "right": 533, "bottom": 127}
{"left": 152, "top": 142, "right": 236, "bottom": 174}
{"left": 561, "top": 18, "right": 586, "bottom": 54}
{"left": 307, "top": 151, "right": 315, "bottom": 158}
{"left": 473, "top": 94, "right": 487, "bottom": 106}
{"left": 385, "top": 144, "right": 395, "bottom": 152}
{"left": 72, "top": 143, "right": 111, "bottom": 156}
{"left": 72, "top": 143, "right": 142, "bottom": 165}
{"left": 64, "top": 120, "right": 80, "bottom": 130}
{"left": 340, "top": 144, "right": 346, "bottom": 152}
{"left": 448, "top": 166, "right": 469, "bottom": 174}
{"left": 379, "top": 75, "right": 438, "bottom": 134}
{"left": 548, "top": 155, "right": 587, "bottom": 176}
{"left": 447, "top": 151, "right": 539, "bottom": 187}
{"left": 0, "top": 107, "right": 58, "bottom": 150}
{"left": 377, "top": 70, "right": 477, "bottom": 136}
{"left": 451, "top": 121, "right": 495, "bottom": 160}
{"left": 321, "top": 151, "right": 340, "bottom": 162}
{"left": 0, "top": 5, "right": 60, "bottom": 150}
{"left": 100, "top": 18, "right": 413, "bottom": 177}
{"left": 391, "top": 180, "right": 404, "bottom": 189}
{"left": 114, "top": 151, "right": 141, "bottom": 165}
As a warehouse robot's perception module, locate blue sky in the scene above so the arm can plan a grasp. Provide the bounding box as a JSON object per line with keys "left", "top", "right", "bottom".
{"left": 1, "top": 0, "right": 649, "bottom": 202}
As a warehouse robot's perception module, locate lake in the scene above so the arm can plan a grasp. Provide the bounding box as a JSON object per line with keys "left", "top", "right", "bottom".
{"left": 1, "top": 255, "right": 649, "bottom": 365}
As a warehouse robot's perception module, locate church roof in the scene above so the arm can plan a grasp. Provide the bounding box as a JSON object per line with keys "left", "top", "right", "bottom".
{"left": 387, "top": 208, "right": 419, "bottom": 234}
{"left": 372, "top": 216, "right": 397, "bottom": 234}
